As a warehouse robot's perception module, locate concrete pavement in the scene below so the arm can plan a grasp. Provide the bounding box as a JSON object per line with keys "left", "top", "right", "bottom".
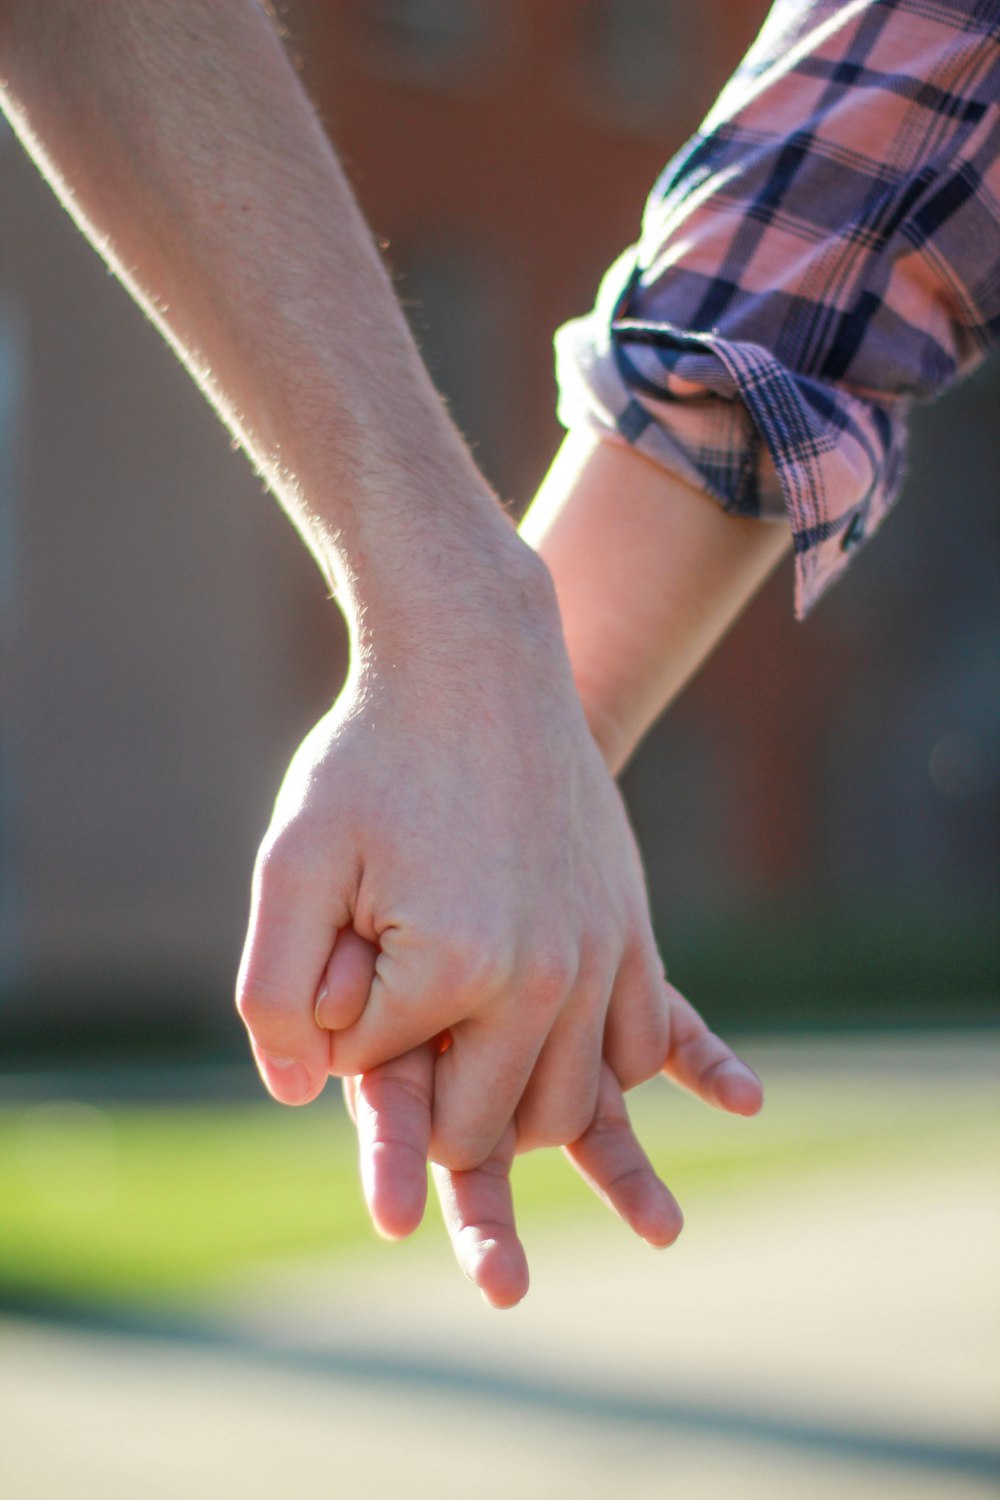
{"left": 2, "top": 1033, "right": 998, "bottom": 1499}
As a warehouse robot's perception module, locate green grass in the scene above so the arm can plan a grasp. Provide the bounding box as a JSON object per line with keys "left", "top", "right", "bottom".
{"left": 1, "top": 1042, "right": 997, "bottom": 1310}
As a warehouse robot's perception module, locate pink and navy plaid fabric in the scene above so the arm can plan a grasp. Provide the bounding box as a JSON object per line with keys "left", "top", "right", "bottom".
{"left": 555, "top": 0, "right": 1000, "bottom": 615}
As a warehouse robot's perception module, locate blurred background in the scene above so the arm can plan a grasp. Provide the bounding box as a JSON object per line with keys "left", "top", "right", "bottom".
{"left": 0, "top": 3, "right": 997, "bottom": 1497}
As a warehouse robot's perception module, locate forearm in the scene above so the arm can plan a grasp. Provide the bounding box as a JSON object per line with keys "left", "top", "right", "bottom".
{"left": 0, "top": 0, "right": 538, "bottom": 638}
{"left": 520, "top": 432, "right": 792, "bottom": 773}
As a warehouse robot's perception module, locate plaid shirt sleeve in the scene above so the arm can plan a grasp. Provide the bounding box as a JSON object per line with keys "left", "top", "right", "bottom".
{"left": 555, "top": 0, "right": 1000, "bottom": 616}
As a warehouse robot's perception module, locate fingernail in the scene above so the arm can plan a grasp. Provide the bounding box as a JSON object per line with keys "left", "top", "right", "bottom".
{"left": 258, "top": 1052, "right": 313, "bottom": 1104}
{"left": 314, "top": 982, "right": 329, "bottom": 1025}
{"left": 647, "top": 1204, "right": 684, "bottom": 1249}
{"left": 713, "top": 1059, "right": 763, "bottom": 1113}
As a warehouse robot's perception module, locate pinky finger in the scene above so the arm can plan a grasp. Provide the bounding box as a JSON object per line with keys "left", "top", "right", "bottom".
{"left": 662, "top": 988, "right": 764, "bottom": 1117}
{"left": 564, "top": 1063, "right": 683, "bottom": 1248}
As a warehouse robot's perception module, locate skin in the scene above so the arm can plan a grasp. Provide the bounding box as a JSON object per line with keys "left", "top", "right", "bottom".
{"left": 339, "top": 434, "right": 791, "bottom": 1306}
{"left": 0, "top": 2, "right": 789, "bottom": 1303}
{"left": 0, "top": 0, "right": 673, "bottom": 1171}
{"left": 522, "top": 432, "right": 793, "bottom": 778}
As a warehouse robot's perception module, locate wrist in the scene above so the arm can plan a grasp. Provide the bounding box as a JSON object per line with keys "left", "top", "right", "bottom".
{"left": 325, "top": 487, "right": 565, "bottom": 673}
{"left": 572, "top": 674, "right": 634, "bottom": 776}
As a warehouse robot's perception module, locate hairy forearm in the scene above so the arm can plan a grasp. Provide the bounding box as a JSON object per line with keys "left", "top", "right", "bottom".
{"left": 520, "top": 433, "right": 792, "bottom": 773}
{"left": 0, "top": 0, "right": 536, "bottom": 636}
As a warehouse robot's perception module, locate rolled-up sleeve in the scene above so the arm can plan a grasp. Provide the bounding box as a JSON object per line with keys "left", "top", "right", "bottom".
{"left": 556, "top": 0, "right": 1000, "bottom": 616}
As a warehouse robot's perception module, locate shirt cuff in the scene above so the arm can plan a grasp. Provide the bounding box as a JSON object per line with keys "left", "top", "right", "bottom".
{"left": 555, "top": 249, "right": 910, "bottom": 620}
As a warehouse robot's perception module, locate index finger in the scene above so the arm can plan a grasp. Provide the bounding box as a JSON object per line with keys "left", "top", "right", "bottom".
{"left": 354, "top": 1045, "right": 435, "bottom": 1241}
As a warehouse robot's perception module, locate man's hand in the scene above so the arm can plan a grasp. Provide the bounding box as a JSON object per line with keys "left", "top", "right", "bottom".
{"left": 237, "top": 542, "right": 683, "bottom": 1171}
{"left": 0, "top": 0, "right": 772, "bottom": 1275}
{"left": 0, "top": 0, "right": 702, "bottom": 1175}
{"left": 0, "top": 0, "right": 706, "bottom": 1181}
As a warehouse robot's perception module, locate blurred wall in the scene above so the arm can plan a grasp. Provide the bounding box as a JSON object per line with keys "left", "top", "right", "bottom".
{"left": 0, "top": 117, "right": 348, "bottom": 1033}
{"left": 0, "top": 0, "right": 996, "bottom": 1044}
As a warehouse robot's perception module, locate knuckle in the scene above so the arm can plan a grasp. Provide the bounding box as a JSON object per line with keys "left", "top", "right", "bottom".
{"left": 613, "top": 1047, "right": 662, "bottom": 1092}
{"left": 574, "top": 942, "right": 612, "bottom": 995}
{"left": 524, "top": 946, "right": 577, "bottom": 1007}
{"left": 588, "top": 1104, "right": 633, "bottom": 1144}
{"left": 518, "top": 1095, "right": 596, "bottom": 1152}
{"left": 635, "top": 1011, "right": 672, "bottom": 1076}
{"left": 254, "top": 844, "right": 291, "bottom": 901}
{"left": 433, "top": 1134, "right": 492, "bottom": 1175}
{"left": 434, "top": 931, "right": 508, "bottom": 1003}
{"left": 430, "top": 1113, "right": 499, "bottom": 1174}
{"left": 565, "top": 1096, "right": 600, "bottom": 1144}
{"left": 235, "top": 974, "right": 300, "bottom": 1034}
{"left": 360, "top": 1070, "right": 432, "bottom": 1121}
{"left": 255, "top": 829, "right": 312, "bottom": 897}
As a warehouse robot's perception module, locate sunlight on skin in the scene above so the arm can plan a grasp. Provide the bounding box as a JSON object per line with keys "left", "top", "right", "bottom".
{"left": 316, "top": 429, "right": 788, "bottom": 1307}
{"left": 521, "top": 433, "right": 792, "bottom": 776}
{"left": 336, "top": 927, "right": 761, "bottom": 1309}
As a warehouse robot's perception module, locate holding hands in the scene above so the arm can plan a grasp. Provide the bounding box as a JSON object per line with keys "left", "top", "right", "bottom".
{"left": 235, "top": 467, "right": 768, "bottom": 1304}
{"left": 0, "top": 0, "right": 784, "bottom": 1309}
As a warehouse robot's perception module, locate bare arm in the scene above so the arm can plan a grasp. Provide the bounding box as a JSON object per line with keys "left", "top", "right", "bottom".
{"left": 0, "top": 1, "right": 680, "bottom": 1176}
{"left": 0, "top": 0, "right": 524, "bottom": 613}
{"left": 521, "top": 432, "right": 792, "bottom": 773}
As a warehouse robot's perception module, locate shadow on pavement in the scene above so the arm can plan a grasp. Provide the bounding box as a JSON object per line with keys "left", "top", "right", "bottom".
{"left": 3, "top": 1288, "right": 997, "bottom": 1487}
